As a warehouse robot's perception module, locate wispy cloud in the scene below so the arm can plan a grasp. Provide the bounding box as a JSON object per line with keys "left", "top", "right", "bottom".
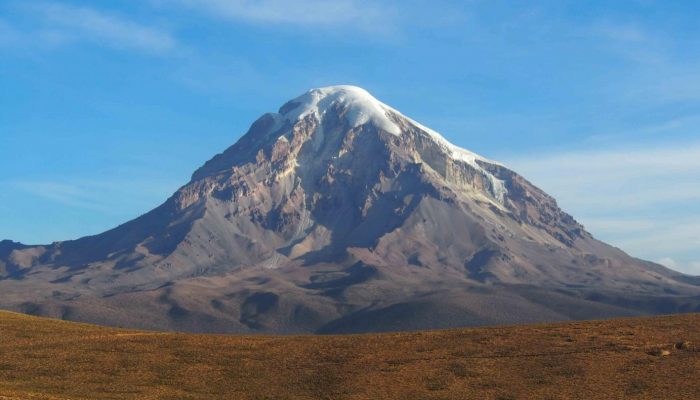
{"left": 12, "top": 181, "right": 110, "bottom": 212}
{"left": 504, "top": 142, "right": 700, "bottom": 274}
{"left": 6, "top": 178, "right": 180, "bottom": 214}
{"left": 583, "top": 18, "right": 700, "bottom": 105}
{"left": 506, "top": 143, "right": 700, "bottom": 210}
{"left": 6, "top": 1, "right": 178, "bottom": 54}
{"left": 613, "top": 218, "right": 700, "bottom": 255}
{"left": 588, "top": 21, "right": 649, "bottom": 44}
{"left": 658, "top": 258, "right": 700, "bottom": 275}
{"left": 168, "top": 0, "right": 397, "bottom": 33}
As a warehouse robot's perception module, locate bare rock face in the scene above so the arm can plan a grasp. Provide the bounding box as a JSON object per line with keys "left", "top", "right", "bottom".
{"left": 1, "top": 86, "right": 699, "bottom": 333}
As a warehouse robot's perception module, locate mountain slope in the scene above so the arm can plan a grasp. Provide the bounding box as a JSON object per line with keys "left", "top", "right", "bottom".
{"left": 1, "top": 85, "right": 699, "bottom": 333}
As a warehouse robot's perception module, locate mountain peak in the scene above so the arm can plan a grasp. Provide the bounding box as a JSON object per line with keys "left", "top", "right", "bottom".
{"left": 278, "top": 86, "right": 499, "bottom": 169}
{"left": 279, "top": 85, "right": 402, "bottom": 135}
{"left": 193, "top": 85, "right": 509, "bottom": 201}
{"left": 274, "top": 85, "right": 508, "bottom": 201}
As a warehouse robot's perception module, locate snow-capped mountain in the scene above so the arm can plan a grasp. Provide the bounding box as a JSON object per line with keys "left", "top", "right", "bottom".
{"left": 1, "top": 85, "right": 698, "bottom": 333}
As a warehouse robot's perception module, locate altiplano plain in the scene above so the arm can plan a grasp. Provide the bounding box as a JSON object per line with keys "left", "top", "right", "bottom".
{"left": 1, "top": 311, "right": 699, "bottom": 399}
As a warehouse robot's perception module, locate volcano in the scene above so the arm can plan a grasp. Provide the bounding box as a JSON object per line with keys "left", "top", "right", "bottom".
{"left": 2, "top": 85, "right": 699, "bottom": 333}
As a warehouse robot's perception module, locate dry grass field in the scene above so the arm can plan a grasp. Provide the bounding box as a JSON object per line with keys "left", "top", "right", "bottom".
{"left": 1, "top": 311, "right": 700, "bottom": 399}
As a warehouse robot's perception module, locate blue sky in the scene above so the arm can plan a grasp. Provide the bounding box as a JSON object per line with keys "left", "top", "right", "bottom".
{"left": 1, "top": 0, "right": 699, "bottom": 273}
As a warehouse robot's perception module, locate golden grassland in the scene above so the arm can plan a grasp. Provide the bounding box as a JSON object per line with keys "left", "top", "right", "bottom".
{"left": 1, "top": 311, "right": 700, "bottom": 399}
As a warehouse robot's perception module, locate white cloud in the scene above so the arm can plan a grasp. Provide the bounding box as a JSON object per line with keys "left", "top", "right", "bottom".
{"left": 10, "top": 1, "right": 177, "bottom": 54}
{"left": 507, "top": 143, "right": 700, "bottom": 175}
{"left": 659, "top": 258, "right": 700, "bottom": 276}
{"left": 581, "top": 218, "right": 656, "bottom": 235}
{"left": 503, "top": 142, "right": 700, "bottom": 275}
{"left": 657, "top": 257, "right": 679, "bottom": 270}
{"left": 505, "top": 142, "right": 700, "bottom": 211}
{"left": 169, "top": 0, "right": 397, "bottom": 32}
{"left": 690, "top": 262, "right": 700, "bottom": 275}
{"left": 613, "top": 219, "right": 700, "bottom": 255}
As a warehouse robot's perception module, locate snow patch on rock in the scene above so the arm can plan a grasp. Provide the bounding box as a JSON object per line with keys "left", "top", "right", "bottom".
{"left": 281, "top": 85, "right": 508, "bottom": 203}
{"left": 281, "top": 85, "right": 402, "bottom": 135}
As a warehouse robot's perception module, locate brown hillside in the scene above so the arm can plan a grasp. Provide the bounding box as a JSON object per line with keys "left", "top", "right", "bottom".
{"left": 1, "top": 311, "right": 700, "bottom": 399}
